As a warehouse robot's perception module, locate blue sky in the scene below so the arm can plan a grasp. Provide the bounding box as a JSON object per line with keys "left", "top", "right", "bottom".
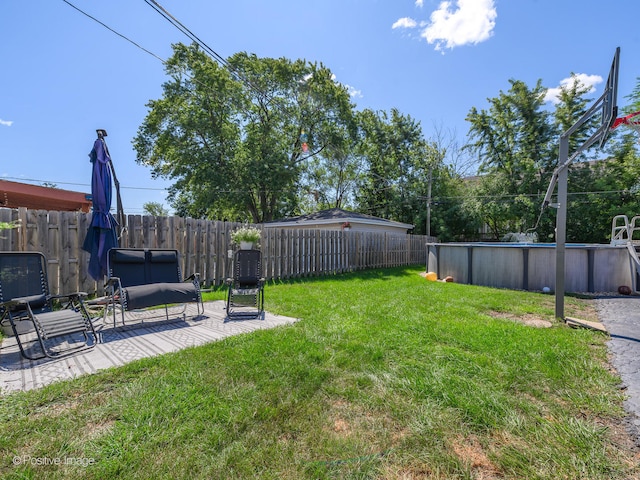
{"left": 1, "top": 0, "right": 639, "bottom": 215}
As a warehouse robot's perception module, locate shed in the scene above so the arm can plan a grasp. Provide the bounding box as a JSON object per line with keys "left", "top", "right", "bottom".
{"left": 264, "top": 208, "right": 413, "bottom": 234}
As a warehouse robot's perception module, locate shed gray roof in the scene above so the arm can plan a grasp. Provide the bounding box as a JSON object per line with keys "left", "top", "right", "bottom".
{"left": 264, "top": 208, "right": 414, "bottom": 229}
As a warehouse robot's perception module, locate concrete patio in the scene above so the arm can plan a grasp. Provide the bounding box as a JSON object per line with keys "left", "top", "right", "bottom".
{"left": 0, "top": 301, "right": 298, "bottom": 393}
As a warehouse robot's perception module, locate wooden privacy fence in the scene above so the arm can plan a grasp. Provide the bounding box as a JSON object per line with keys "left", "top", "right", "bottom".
{"left": 0, "top": 207, "right": 430, "bottom": 296}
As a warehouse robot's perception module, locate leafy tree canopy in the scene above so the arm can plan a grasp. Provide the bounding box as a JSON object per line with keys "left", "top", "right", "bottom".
{"left": 134, "top": 43, "right": 355, "bottom": 223}
{"left": 143, "top": 201, "right": 169, "bottom": 217}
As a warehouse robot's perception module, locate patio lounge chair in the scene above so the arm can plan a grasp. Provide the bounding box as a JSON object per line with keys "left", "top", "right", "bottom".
{"left": 225, "top": 249, "right": 265, "bottom": 320}
{"left": 104, "top": 248, "right": 204, "bottom": 326}
{"left": 0, "top": 252, "right": 97, "bottom": 360}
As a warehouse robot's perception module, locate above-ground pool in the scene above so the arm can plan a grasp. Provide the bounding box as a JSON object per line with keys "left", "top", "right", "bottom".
{"left": 426, "top": 242, "right": 634, "bottom": 293}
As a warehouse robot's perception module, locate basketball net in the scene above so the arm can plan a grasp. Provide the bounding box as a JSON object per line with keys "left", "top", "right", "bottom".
{"left": 611, "top": 111, "right": 640, "bottom": 144}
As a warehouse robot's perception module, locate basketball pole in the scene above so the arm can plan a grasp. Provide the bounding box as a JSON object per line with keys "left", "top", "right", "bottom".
{"left": 551, "top": 124, "right": 609, "bottom": 320}
{"left": 544, "top": 47, "right": 619, "bottom": 321}
{"left": 555, "top": 136, "right": 569, "bottom": 320}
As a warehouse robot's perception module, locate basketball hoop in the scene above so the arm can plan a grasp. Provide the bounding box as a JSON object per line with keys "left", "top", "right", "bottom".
{"left": 611, "top": 111, "right": 640, "bottom": 143}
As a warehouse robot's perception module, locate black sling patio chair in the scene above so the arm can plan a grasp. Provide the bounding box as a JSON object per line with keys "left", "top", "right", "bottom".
{"left": 225, "top": 249, "right": 265, "bottom": 320}
{"left": 0, "top": 252, "right": 97, "bottom": 360}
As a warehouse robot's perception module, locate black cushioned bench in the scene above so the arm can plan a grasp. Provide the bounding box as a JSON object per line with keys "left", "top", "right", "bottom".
{"left": 105, "top": 248, "right": 204, "bottom": 326}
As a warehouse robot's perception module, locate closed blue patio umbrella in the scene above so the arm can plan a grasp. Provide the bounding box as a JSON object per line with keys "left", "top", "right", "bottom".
{"left": 82, "top": 129, "right": 124, "bottom": 280}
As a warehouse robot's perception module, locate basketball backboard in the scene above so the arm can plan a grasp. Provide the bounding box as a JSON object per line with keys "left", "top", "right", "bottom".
{"left": 598, "top": 46, "right": 620, "bottom": 148}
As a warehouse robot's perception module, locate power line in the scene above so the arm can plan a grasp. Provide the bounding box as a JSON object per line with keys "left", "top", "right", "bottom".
{"left": 143, "top": 0, "right": 270, "bottom": 99}
{"left": 61, "top": 0, "right": 165, "bottom": 63}
{"left": 0, "top": 176, "right": 168, "bottom": 192}
{"left": 143, "top": 0, "right": 229, "bottom": 68}
{"left": 425, "top": 189, "right": 634, "bottom": 202}
{"left": 61, "top": 0, "right": 225, "bottom": 100}
{"left": 5, "top": 170, "right": 633, "bottom": 204}
{"left": 62, "top": 0, "right": 310, "bottom": 151}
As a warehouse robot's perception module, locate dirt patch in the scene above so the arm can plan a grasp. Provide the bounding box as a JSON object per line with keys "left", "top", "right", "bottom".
{"left": 450, "top": 434, "right": 502, "bottom": 479}
{"left": 564, "top": 296, "right": 601, "bottom": 323}
{"left": 332, "top": 418, "right": 351, "bottom": 435}
{"left": 488, "top": 310, "right": 553, "bottom": 328}
{"left": 85, "top": 418, "right": 116, "bottom": 440}
{"left": 30, "top": 395, "right": 82, "bottom": 420}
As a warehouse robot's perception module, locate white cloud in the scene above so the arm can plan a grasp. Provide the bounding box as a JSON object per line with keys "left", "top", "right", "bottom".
{"left": 421, "top": 0, "right": 497, "bottom": 51}
{"left": 301, "top": 72, "right": 337, "bottom": 83}
{"left": 344, "top": 84, "right": 363, "bottom": 99}
{"left": 544, "top": 73, "right": 603, "bottom": 104}
{"left": 392, "top": 17, "right": 418, "bottom": 29}
{"left": 415, "top": 0, "right": 424, "bottom": 7}
{"left": 0, "top": 119, "right": 13, "bottom": 127}
{"left": 302, "top": 72, "right": 362, "bottom": 99}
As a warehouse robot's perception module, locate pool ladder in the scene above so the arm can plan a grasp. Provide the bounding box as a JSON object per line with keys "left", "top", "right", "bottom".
{"left": 611, "top": 215, "right": 640, "bottom": 291}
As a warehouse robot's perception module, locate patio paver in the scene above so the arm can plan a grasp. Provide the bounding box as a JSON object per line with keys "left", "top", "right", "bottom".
{"left": 0, "top": 301, "right": 298, "bottom": 393}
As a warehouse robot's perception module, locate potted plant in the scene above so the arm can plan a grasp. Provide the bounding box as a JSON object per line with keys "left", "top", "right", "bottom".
{"left": 231, "top": 226, "right": 262, "bottom": 250}
{"left": 341, "top": 221, "right": 352, "bottom": 231}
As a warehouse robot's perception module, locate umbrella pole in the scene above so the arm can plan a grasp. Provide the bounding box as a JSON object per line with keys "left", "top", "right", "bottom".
{"left": 108, "top": 161, "right": 125, "bottom": 240}
{"left": 96, "top": 129, "right": 126, "bottom": 241}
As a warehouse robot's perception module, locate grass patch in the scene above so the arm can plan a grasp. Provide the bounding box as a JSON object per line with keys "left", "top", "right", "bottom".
{"left": 1, "top": 266, "right": 638, "bottom": 479}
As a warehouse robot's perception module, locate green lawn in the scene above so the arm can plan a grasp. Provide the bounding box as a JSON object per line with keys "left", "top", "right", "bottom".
{"left": 1, "top": 266, "right": 638, "bottom": 479}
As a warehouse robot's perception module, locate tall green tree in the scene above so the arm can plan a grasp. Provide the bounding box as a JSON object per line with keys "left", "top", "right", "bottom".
{"left": 625, "top": 76, "right": 640, "bottom": 114}
{"left": 467, "top": 79, "right": 555, "bottom": 179}
{"left": 300, "top": 138, "right": 361, "bottom": 211}
{"left": 134, "top": 43, "right": 242, "bottom": 220}
{"left": 356, "top": 108, "right": 427, "bottom": 223}
{"left": 466, "top": 79, "right": 557, "bottom": 239}
{"left": 413, "top": 154, "right": 478, "bottom": 240}
{"left": 134, "top": 44, "right": 355, "bottom": 223}
{"left": 553, "top": 73, "right": 597, "bottom": 152}
{"left": 424, "top": 126, "right": 482, "bottom": 240}
{"left": 553, "top": 74, "right": 640, "bottom": 243}
{"left": 556, "top": 74, "right": 617, "bottom": 242}
{"left": 465, "top": 74, "right": 640, "bottom": 243}
{"left": 567, "top": 76, "right": 640, "bottom": 242}
{"left": 540, "top": 74, "right": 601, "bottom": 242}
{"left": 610, "top": 76, "right": 640, "bottom": 150}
